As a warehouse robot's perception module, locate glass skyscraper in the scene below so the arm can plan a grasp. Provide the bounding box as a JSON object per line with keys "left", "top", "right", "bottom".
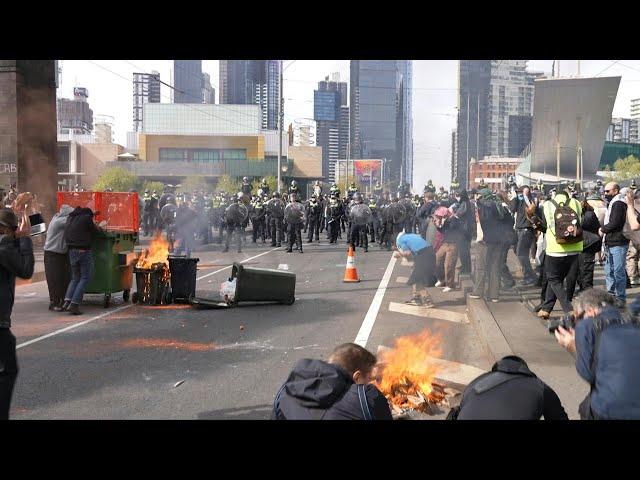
{"left": 173, "top": 60, "right": 203, "bottom": 104}
{"left": 350, "top": 60, "right": 413, "bottom": 187}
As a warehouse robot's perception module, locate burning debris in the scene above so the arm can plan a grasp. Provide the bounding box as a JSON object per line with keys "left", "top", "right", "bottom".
{"left": 133, "top": 233, "right": 172, "bottom": 305}
{"left": 137, "top": 233, "right": 170, "bottom": 269}
{"left": 375, "top": 330, "right": 460, "bottom": 416}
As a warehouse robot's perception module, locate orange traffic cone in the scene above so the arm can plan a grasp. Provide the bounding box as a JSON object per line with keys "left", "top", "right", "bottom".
{"left": 343, "top": 245, "right": 360, "bottom": 283}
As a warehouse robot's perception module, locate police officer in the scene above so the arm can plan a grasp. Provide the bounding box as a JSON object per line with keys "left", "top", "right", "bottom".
{"left": 251, "top": 195, "right": 267, "bottom": 244}
{"left": 349, "top": 193, "right": 371, "bottom": 253}
{"left": 260, "top": 178, "right": 270, "bottom": 196}
{"left": 223, "top": 193, "right": 248, "bottom": 253}
{"left": 424, "top": 179, "right": 436, "bottom": 194}
{"left": 347, "top": 182, "right": 358, "bottom": 201}
{"left": 241, "top": 177, "right": 252, "bottom": 196}
{"left": 285, "top": 192, "right": 305, "bottom": 253}
{"left": 142, "top": 190, "right": 153, "bottom": 236}
{"left": 368, "top": 196, "right": 380, "bottom": 243}
{"left": 400, "top": 192, "right": 416, "bottom": 234}
{"left": 326, "top": 194, "right": 342, "bottom": 244}
{"left": 288, "top": 180, "right": 300, "bottom": 197}
{"left": 174, "top": 201, "right": 198, "bottom": 257}
{"left": 305, "top": 194, "right": 322, "bottom": 243}
{"left": 447, "top": 356, "right": 568, "bottom": 420}
{"left": 384, "top": 196, "right": 406, "bottom": 251}
{"left": 266, "top": 191, "right": 285, "bottom": 247}
{"left": 373, "top": 182, "right": 383, "bottom": 198}
{"left": 329, "top": 183, "right": 341, "bottom": 199}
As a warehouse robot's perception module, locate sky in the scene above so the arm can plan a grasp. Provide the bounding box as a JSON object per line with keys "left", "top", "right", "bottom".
{"left": 57, "top": 60, "right": 640, "bottom": 190}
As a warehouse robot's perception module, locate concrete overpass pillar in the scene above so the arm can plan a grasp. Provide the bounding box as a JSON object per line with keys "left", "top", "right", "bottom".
{"left": 0, "top": 60, "right": 58, "bottom": 220}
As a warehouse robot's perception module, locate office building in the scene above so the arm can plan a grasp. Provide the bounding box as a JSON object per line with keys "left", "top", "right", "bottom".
{"left": 469, "top": 156, "right": 521, "bottom": 189}
{"left": 350, "top": 61, "right": 411, "bottom": 186}
{"left": 133, "top": 71, "right": 161, "bottom": 132}
{"left": 314, "top": 73, "right": 349, "bottom": 183}
{"left": 57, "top": 87, "right": 94, "bottom": 135}
{"left": 219, "top": 60, "right": 281, "bottom": 130}
{"left": 173, "top": 60, "right": 202, "bottom": 103}
{"left": 202, "top": 72, "right": 215, "bottom": 104}
{"left": 631, "top": 98, "right": 640, "bottom": 120}
{"left": 94, "top": 115, "right": 114, "bottom": 144}
{"left": 606, "top": 118, "right": 639, "bottom": 144}
{"left": 293, "top": 118, "right": 316, "bottom": 146}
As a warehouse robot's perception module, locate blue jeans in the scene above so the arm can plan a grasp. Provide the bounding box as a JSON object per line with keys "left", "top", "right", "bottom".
{"left": 65, "top": 249, "right": 94, "bottom": 305}
{"left": 605, "top": 244, "right": 629, "bottom": 302}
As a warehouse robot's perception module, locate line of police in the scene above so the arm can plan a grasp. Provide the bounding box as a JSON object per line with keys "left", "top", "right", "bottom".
{"left": 136, "top": 176, "right": 463, "bottom": 255}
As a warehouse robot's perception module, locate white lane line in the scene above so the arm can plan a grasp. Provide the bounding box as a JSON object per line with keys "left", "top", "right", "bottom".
{"left": 17, "top": 304, "right": 134, "bottom": 350}
{"left": 278, "top": 264, "right": 289, "bottom": 270}
{"left": 196, "top": 248, "right": 279, "bottom": 281}
{"left": 18, "top": 248, "right": 280, "bottom": 350}
{"left": 354, "top": 254, "right": 397, "bottom": 348}
{"left": 389, "top": 302, "right": 469, "bottom": 324}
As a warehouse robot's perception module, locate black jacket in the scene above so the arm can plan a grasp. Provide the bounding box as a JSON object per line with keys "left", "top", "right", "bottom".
{"left": 438, "top": 216, "right": 464, "bottom": 244}
{"left": 0, "top": 235, "right": 35, "bottom": 328}
{"left": 272, "top": 359, "right": 393, "bottom": 420}
{"left": 510, "top": 195, "right": 535, "bottom": 230}
{"left": 602, "top": 200, "right": 628, "bottom": 247}
{"left": 477, "top": 200, "right": 514, "bottom": 245}
{"left": 64, "top": 207, "right": 99, "bottom": 249}
{"left": 456, "top": 357, "right": 568, "bottom": 420}
{"left": 582, "top": 210, "right": 602, "bottom": 254}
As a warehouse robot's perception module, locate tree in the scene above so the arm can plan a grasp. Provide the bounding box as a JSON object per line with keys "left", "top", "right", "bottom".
{"left": 93, "top": 167, "right": 137, "bottom": 192}
{"left": 140, "top": 181, "right": 164, "bottom": 194}
{"left": 215, "top": 175, "right": 241, "bottom": 194}
{"left": 606, "top": 155, "right": 640, "bottom": 183}
{"left": 181, "top": 175, "right": 210, "bottom": 193}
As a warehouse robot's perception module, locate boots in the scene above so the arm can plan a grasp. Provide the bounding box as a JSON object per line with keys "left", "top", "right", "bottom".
{"left": 68, "top": 303, "right": 83, "bottom": 315}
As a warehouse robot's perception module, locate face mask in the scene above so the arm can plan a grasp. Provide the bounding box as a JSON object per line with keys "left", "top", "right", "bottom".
{"left": 605, "top": 194, "right": 615, "bottom": 202}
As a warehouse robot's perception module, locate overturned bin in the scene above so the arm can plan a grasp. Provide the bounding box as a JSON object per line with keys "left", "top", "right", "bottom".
{"left": 227, "top": 262, "right": 296, "bottom": 306}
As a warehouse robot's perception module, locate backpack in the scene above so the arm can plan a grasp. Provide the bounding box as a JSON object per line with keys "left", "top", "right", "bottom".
{"left": 548, "top": 198, "right": 583, "bottom": 244}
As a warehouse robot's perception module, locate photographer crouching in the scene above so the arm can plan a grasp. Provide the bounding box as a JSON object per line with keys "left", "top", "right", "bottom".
{"left": 554, "top": 288, "right": 640, "bottom": 419}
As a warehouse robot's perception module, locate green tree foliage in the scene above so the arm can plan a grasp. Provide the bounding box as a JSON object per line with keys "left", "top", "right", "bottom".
{"left": 180, "top": 175, "right": 210, "bottom": 193}
{"left": 140, "top": 181, "right": 165, "bottom": 194}
{"left": 93, "top": 167, "right": 137, "bottom": 192}
{"left": 607, "top": 155, "right": 640, "bottom": 182}
{"left": 215, "top": 175, "right": 241, "bottom": 194}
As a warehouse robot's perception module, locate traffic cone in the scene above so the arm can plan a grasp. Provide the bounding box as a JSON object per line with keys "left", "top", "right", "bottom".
{"left": 343, "top": 245, "right": 360, "bottom": 283}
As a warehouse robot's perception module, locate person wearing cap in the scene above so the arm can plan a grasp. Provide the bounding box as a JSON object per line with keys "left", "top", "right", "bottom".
{"left": 599, "top": 183, "right": 629, "bottom": 307}
{"left": 394, "top": 231, "right": 436, "bottom": 307}
{"left": 0, "top": 208, "right": 34, "bottom": 419}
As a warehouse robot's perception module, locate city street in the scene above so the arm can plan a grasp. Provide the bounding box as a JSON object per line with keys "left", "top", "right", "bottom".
{"left": 10, "top": 238, "right": 493, "bottom": 419}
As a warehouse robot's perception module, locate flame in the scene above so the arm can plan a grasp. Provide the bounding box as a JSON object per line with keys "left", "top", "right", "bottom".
{"left": 137, "top": 233, "right": 170, "bottom": 269}
{"left": 375, "top": 329, "right": 444, "bottom": 412}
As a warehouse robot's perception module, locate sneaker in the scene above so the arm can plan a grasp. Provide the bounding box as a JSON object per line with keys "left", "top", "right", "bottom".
{"left": 519, "top": 278, "right": 537, "bottom": 287}
{"left": 468, "top": 293, "right": 481, "bottom": 299}
{"left": 490, "top": 298, "right": 499, "bottom": 303}
{"left": 61, "top": 300, "right": 71, "bottom": 312}
{"left": 68, "top": 304, "right": 83, "bottom": 315}
{"left": 405, "top": 297, "right": 423, "bottom": 306}
{"left": 53, "top": 306, "right": 64, "bottom": 312}
{"left": 435, "top": 280, "right": 443, "bottom": 288}
{"left": 537, "top": 310, "right": 550, "bottom": 319}
{"left": 442, "top": 287, "right": 453, "bottom": 293}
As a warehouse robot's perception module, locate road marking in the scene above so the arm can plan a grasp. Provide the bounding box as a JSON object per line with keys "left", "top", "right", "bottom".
{"left": 196, "top": 248, "right": 278, "bottom": 281}
{"left": 396, "top": 276, "right": 409, "bottom": 284}
{"left": 17, "top": 304, "right": 135, "bottom": 350}
{"left": 389, "top": 302, "right": 469, "bottom": 324}
{"left": 401, "top": 258, "right": 414, "bottom": 267}
{"left": 278, "top": 264, "right": 289, "bottom": 270}
{"left": 354, "top": 255, "right": 397, "bottom": 348}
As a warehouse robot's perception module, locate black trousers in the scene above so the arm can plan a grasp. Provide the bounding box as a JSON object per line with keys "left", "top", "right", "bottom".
{"left": 458, "top": 235, "right": 472, "bottom": 274}
{"left": 252, "top": 218, "right": 266, "bottom": 242}
{"left": 516, "top": 229, "right": 537, "bottom": 280}
{"left": 225, "top": 222, "right": 243, "bottom": 251}
{"left": 329, "top": 220, "right": 340, "bottom": 243}
{"left": 287, "top": 223, "right": 303, "bottom": 251}
{"left": 307, "top": 216, "right": 320, "bottom": 241}
{"left": 44, "top": 250, "right": 71, "bottom": 307}
{"left": 270, "top": 217, "right": 283, "bottom": 246}
{"left": 0, "top": 329, "right": 17, "bottom": 420}
{"left": 578, "top": 251, "right": 596, "bottom": 291}
{"left": 541, "top": 254, "right": 578, "bottom": 313}
{"left": 350, "top": 224, "right": 368, "bottom": 250}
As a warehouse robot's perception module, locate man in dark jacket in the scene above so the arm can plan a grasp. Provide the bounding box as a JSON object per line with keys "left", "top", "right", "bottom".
{"left": 453, "top": 190, "right": 474, "bottom": 275}
{"left": 272, "top": 343, "right": 392, "bottom": 420}
{"left": 448, "top": 355, "right": 568, "bottom": 420}
{"left": 0, "top": 209, "right": 34, "bottom": 420}
{"left": 555, "top": 287, "right": 640, "bottom": 419}
{"left": 510, "top": 186, "right": 538, "bottom": 285}
{"left": 63, "top": 207, "right": 101, "bottom": 315}
{"left": 600, "top": 183, "right": 630, "bottom": 307}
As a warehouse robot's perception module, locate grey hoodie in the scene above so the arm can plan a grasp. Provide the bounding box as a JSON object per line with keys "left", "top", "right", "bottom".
{"left": 44, "top": 205, "right": 74, "bottom": 254}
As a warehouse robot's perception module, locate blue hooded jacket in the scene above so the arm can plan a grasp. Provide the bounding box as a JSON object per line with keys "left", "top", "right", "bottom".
{"left": 575, "top": 304, "right": 640, "bottom": 419}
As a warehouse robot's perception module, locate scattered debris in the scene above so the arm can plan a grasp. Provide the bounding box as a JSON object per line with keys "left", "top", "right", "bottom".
{"left": 240, "top": 325, "right": 245, "bottom": 331}
{"left": 173, "top": 380, "right": 185, "bottom": 388}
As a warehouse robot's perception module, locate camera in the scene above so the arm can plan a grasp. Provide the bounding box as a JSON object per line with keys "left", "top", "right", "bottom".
{"left": 548, "top": 313, "right": 576, "bottom": 334}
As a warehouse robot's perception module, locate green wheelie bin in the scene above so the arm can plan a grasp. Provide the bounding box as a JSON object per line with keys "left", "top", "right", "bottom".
{"left": 228, "top": 262, "right": 296, "bottom": 306}
{"left": 85, "top": 230, "right": 137, "bottom": 307}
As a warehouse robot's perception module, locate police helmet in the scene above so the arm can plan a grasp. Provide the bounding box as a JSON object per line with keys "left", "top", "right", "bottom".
{"left": 243, "top": 177, "right": 249, "bottom": 183}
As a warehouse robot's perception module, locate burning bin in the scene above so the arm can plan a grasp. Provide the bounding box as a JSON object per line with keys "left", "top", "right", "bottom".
{"left": 168, "top": 256, "right": 199, "bottom": 303}
{"left": 228, "top": 262, "right": 296, "bottom": 306}
{"left": 132, "top": 263, "right": 172, "bottom": 305}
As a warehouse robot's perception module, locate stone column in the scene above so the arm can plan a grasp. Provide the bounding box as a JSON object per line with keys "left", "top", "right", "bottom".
{"left": 0, "top": 60, "right": 58, "bottom": 220}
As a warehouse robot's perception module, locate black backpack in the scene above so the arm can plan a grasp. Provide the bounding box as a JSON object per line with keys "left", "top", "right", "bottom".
{"left": 548, "top": 198, "right": 583, "bottom": 244}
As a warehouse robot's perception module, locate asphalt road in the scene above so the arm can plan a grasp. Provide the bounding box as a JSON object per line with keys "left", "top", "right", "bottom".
{"left": 10, "top": 235, "right": 492, "bottom": 419}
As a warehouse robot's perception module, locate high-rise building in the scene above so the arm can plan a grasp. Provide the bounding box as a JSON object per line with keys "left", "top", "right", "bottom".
{"left": 606, "top": 118, "right": 639, "bottom": 144}
{"left": 202, "top": 72, "right": 215, "bottom": 104}
{"left": 57, "top": 87, "right": 94, "bottom": 135}
{"left": 220, "top": 60, "right": 281, "bottom": 130}
{"left": 631, "top": 98, "right": 640, "bottom": 121}
{"left": 133, "top": 71, "right": 161, "bottom": 132}
{"left": 350, "top": 61, "right": 412, "bottom": 186}
{"left": 292, "top": 118, "right": 316, "bottom": 146}
{"left": 95, "top": 114, "right": 114, "bottom": 144}
{"left": 314, "top": 73, "right": 349, "bottom": 182}
{"left": 456, "top": 60, "right": 540, "bottom": 188}
{"left": 173, "top": 60, "right": 203, "bottom": 103}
